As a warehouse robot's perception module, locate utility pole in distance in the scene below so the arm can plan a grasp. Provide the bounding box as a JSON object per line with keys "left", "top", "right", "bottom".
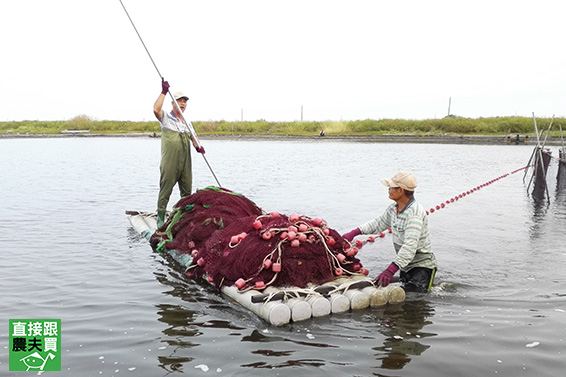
{"left": 447, "top": 97, "right": 451, "bottom": 117}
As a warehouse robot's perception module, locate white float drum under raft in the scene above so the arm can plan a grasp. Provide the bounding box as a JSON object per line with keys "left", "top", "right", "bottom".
{"left": 222, "top": 286, "right": 291, "bottom": 327}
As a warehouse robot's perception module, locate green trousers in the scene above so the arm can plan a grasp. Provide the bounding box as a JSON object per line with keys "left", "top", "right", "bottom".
{"left": 157, "top": 130, "right": 192, "bottom": 211}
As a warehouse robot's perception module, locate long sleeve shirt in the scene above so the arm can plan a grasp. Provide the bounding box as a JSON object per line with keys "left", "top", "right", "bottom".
{"left": 359, "top": 197, "right": 436, "bottom": 271}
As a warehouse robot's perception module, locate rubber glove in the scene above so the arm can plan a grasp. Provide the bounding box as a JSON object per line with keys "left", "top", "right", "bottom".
{"left": 161, "top": 78, "right": 170, "bottom": 95}
{"left": 197, "top": 146, "right": 206, "bottom": 154}
{"left": 376, "top": 263, "right": 399, "bottom": 287}
{"left": 342, "top": 228, "right": 361, "bottom": 242}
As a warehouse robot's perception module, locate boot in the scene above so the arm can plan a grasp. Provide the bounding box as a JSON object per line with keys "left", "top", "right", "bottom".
{"left": 157, "top": 210, "right": 166, "bottom": 228}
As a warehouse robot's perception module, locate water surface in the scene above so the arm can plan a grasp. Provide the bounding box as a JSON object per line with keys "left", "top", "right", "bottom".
{"left": 1, "top": 137, "right": 565, "bottom": 376}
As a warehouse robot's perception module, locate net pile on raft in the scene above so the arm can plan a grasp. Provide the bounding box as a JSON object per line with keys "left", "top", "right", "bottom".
{"left": 150, "top": 187, "right": 369, "bottom": 291}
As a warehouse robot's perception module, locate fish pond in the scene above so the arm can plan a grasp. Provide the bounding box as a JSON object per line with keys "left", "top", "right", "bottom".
{"left": 1, "top": 137, "right": 565, "bottom": 376}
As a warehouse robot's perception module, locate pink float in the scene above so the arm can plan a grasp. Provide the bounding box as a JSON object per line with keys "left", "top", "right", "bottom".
{"left": 235, "top": 278, "right": 246, "bottom": 289}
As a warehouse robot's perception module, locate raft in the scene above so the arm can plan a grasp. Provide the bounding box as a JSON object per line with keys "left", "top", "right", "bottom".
{"left": 126, "top": 210, "right": 405, "bottom": 326}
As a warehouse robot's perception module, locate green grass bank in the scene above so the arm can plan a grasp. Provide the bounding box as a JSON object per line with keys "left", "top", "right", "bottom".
{"left": 1, "top": 115, "right": 563, "bottom": 136}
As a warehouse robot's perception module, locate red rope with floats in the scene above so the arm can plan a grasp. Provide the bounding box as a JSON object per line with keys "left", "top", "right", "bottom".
{"left": 354, "top": 166, "right": 529, "bottom": 247}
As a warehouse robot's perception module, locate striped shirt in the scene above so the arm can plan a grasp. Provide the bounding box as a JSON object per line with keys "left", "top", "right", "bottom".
{"left": 160, "top": 110, "right": 192, "bottom": 134}
{"left": 359, "top": 197, "right": 437, "bottom": 271}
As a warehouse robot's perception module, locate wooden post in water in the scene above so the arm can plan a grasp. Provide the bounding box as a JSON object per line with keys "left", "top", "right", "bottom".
{"left": 557, "top": 125, "right": 566, "bottom": 187}
{"left": 530, "top": 113, "right": 551, "bottom": 202}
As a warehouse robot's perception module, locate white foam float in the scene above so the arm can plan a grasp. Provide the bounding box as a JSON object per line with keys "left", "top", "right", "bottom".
{"left": 307, "top": 295, "right": 331, "bottom": 317}
{"left": 362, "top": 286, "right": 388, "bottom": 307}
{"left": 263, "top": 287, "right": 312, "bottom": 322}
{"left": 128, "top": 214, "right": 150, "bottom": 233}
{"left": 222, "top": 286, "right": 291, "bottom": 326}
{"left": 384, "top": 284, "right": 406, "bottom": 304}
{"left": 328, "top": 293, "right": 351, "bottom": 313}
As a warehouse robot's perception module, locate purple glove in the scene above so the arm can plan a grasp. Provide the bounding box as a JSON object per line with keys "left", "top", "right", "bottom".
{"left": 197, "top": 146, "right": 205, "bottom": 154}
{"left": 342, "top": 228, "right": 361, "bottom": 242}
{"left": 376, "top": 263, "right": 399, "bottom": 287}
{"left": 161, "top": 78, "right": 170, "bottom": 95}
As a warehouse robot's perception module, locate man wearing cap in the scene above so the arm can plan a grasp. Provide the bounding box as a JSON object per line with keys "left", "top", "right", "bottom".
{"left": 153, "top": 78, "right": 205, "bottom": 227}
{"left": 342, "top": 172, "right": 437, "bottom": 292}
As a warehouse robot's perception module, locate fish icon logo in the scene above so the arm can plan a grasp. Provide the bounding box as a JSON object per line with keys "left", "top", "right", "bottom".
{"left": 19, "top": 352, "right": 56, "bottom": 371}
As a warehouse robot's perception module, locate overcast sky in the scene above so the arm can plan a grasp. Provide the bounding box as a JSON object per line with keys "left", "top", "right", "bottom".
{"left": 2, "top": 0, "right": 564, "bottom": 122}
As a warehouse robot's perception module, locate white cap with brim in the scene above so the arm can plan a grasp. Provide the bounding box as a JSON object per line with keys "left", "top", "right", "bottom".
{"left": 173, "top": 91, "right": 189, "bottom": 101}
{"left": 381, "top": 171, "right": 418, "bottom": 191}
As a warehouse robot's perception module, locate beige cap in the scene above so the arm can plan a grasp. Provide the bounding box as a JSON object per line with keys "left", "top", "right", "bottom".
{"left": 381, "top": 172, "right": 418, "bottom": 191}
{"left": 173, "top": 91, "right": 189, "bottom": 101}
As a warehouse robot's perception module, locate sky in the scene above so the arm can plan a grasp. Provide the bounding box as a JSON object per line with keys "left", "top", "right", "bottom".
{"left": 1, "top": 0, "right": 565, "bottom": 122}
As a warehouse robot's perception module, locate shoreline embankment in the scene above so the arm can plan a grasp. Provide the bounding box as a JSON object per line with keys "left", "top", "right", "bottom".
{"left": 1, "top": 132, "right": 562, "bottom": 145}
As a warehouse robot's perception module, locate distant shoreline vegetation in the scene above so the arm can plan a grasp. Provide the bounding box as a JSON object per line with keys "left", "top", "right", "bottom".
{"left": 0, "top": 114, "right": 562, "bottom": 136}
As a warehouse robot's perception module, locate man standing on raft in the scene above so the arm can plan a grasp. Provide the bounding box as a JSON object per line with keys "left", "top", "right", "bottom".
{"left": 153, "top": 78, "right": 205, "bottom": 227}
{"left": 343, "top": 172, "right": 437, "bottom": 293}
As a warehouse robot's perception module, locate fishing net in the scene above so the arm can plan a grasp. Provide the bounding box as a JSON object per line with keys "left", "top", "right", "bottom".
{"left": 150, "top": 187, "right": 366, "bottom": 291}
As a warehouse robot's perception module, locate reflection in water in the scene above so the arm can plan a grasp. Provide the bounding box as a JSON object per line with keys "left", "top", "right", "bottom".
{"left": 152, "top": 248, "right": 438, "bottom": 374}
{"left": 239, "top": 329, "right": 339, "bottom": 369}
{"left": 152, "top": 268, "right": 200, "bottom": 374}
{"left": 151, "top": 254, "right": 250, "bottom": 373}
{"left": 233, "top": 299, "right": 436, "bottom": 372}
{"left": 140, "top": 235, "right": 438, "bottom": 374}
{"left": 373, "top": 298, "right": 435, "bottom": 370}
{"left": 242, "top": 329, "right": 338, "bottom": 349}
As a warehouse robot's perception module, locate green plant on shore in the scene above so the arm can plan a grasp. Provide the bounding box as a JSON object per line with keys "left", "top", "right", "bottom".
{"left": 1, "top": 115, "right": 562, "bottom": 136}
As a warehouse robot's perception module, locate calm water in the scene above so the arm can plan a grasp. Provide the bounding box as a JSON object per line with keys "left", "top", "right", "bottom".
{"left": 1, "top": 137, "right": 565, "bottom": 376}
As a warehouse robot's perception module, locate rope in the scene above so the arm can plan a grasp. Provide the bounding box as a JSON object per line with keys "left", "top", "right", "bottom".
{"left": 355, "top": 166, "right": 529, "bottom": 245}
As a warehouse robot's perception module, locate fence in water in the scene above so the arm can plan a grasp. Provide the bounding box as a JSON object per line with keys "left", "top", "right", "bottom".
{"left": 523, "top": 116, "right": 566, "bottom": 202}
